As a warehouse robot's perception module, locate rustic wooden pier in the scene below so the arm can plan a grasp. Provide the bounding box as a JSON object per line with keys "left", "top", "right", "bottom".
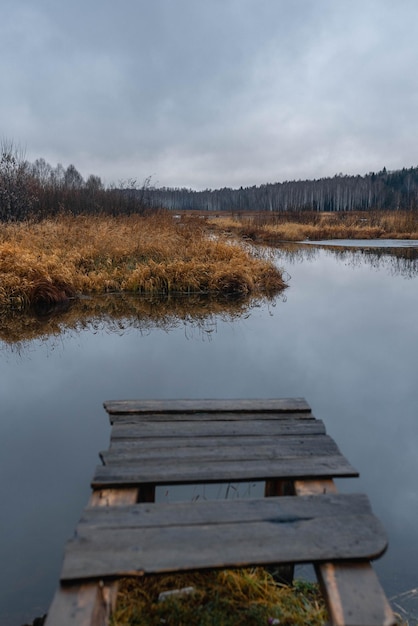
{"left": 45, "top": 399, "right": 395, "bottom": 626}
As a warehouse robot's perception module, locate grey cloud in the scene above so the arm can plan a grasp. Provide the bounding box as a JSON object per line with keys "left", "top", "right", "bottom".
{"left": 2, "top": 0, "right": 418, "bottom": 188}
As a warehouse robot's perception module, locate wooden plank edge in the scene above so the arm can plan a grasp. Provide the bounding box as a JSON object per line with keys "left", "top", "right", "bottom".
{"left": 45, "top": 488, "right": 138, "bottom": 626}
{"left": 315, "top": 562, "right": 396, "bottom": 626}
{"left": 91, "top": 461, "right": 359, "bottom": 490}
{"left": 108, "top": 411, "right": 315, "bottom": 424}
{"left": 295, "top": 479, "right": 395, "bottom": 626}
{"left": 104, "top": 398, "right": 312, "bottom": 415}
{"left": 109, "top": 419, "right": 327, "bottom": 437}
{"left": 44, "top": 581, "right": 117, "bottom": 626}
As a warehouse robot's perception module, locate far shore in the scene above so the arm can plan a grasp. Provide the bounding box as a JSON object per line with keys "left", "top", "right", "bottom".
{"left": 207, "top": 209, "right": 418, "bottom": 242}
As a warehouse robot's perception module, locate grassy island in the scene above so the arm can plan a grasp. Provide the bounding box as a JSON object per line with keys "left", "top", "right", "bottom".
{"left": 0, "top": 212, "right": 286, "bottom": 312}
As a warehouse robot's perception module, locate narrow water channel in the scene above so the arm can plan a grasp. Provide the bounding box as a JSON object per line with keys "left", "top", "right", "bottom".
{"left": 1, "top": 243, "right": 417, "bottom": 625}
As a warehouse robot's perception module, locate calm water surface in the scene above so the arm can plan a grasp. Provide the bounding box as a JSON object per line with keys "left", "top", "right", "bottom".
{"left": 1, "top": 243, "right": 418, "bottom": 625}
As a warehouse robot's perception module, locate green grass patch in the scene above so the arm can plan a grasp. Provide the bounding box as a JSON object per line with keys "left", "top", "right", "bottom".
{"left": 111, "top": 570, "right": 328, "bottom": 626}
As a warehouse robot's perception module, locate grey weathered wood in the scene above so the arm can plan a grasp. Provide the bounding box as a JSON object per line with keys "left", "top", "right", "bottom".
{"left": 45, "top": 489, "right": 139, "bottom": 626}
{"left": 100, "top": 435, "right": 342, "bottom": 465}
{"left": 316, "top": 562, "right": 396, "bottom": 626}
{"left": 61, "top": 494, "right": 387, "bottom": 582}
{"left": 108, "top": 411, "right": 314, "bottom": 424}
{"left": 106, "top": 433, "right": 332, "bottom": 453}
{"left": 107, "top": 433, "right": 327, "bottom": 451}
{"left": 77, "top": 493, "right": 374, "bottom": 529}
{"left": 45, "top": 583, "right": 113, "bottom": 626}
{"left": 295, "top": 480, "right": 396, "bottom": 626}
{"left": 47, "top": 398, "right": 394, "bottom": 626}
{"left": 109, "top": 418, "right": 327, "bottom": 440}
{"left": 92, "top": 454, "right": 358, "bottom": 488}
{"left": 108, "top": 435, "right": 304, "bottom": 450}
{"left": 104, "top": 398, "right": 312, "bottom": 416}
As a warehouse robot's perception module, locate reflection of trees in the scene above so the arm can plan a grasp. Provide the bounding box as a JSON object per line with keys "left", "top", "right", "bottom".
{"left": 325, "top": 245, "right": 418, "bottom": 279}
{"left": 0, "top": 292, "right": 282, "bottom": 348}
{"left": 275, "top": 243, "right": 418, "bottom": 279}
{"left": 273, "top": 243, "right": 321, "bottom": 265}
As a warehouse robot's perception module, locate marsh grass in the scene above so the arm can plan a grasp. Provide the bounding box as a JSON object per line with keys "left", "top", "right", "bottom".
{"left": 0, "top": 212, "right": 286, "bottom": 312}
{"left": 111, "top": 570, "right": 328, "bottom": 626}
{"left": 209, "top": 210, "right": 418, "bottom": 242}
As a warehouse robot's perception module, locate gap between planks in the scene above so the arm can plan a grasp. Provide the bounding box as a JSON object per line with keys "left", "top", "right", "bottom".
{"left": 104, "top": 397, "right": 312, "bottom": 416}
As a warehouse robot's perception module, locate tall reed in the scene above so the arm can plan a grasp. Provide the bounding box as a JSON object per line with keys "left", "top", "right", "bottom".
{"left": 0, "top": 212, "right": 286, "bottom": 311}
{"left": 209, "top": 210, "right": 418, "bottom": 242}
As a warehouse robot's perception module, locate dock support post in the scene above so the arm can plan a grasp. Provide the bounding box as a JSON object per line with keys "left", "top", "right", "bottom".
{"left": 44, "top": 488, "right": 138, "bottom": 626}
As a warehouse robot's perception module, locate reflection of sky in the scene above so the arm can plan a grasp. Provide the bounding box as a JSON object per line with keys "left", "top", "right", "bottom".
{"left": 304, "top": 239, "right": 418, "bottom": 247}
{"left": 1, "top": 247, "right": 418, "bottom": 624}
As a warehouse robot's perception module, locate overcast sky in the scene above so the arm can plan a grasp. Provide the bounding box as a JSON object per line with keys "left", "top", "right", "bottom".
{"left": 2, "top": 0, "right": 418, "bottom": 190}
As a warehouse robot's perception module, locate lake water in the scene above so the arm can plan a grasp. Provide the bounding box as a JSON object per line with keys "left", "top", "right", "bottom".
{"left": 1, "top": 242, "right": 418, "bottom": 625}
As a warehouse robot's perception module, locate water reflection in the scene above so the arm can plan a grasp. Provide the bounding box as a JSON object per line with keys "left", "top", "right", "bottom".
{"left": 0, "top": 292, "right": 280, "bottom": 349}
{"left": 276, "top": 242, "right": 418, "bottom": 279}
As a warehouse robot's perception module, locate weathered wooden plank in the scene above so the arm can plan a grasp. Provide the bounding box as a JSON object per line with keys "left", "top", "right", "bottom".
{"left": 45, "top": 582, "right": 113, "bottom": 626}
{"left": 107, "top": 432, "right": 327, "bottom": 451}
{"left": 44, "top": 582, "right": 107, "bottom": 626}
{"left": 107, "top": 433, "right": 329, "bottom": 452}
{"left": 76, "top": 493, "right": 376, "bottom": 530}
{"left": 108, "top": 410, "right": 315, "bottom": 424}
{"left": 104, "top": 398, "right": 312, "bottom": 415}
{"left": 45, "top": 489, "right": 138, "bottom": 626}
{"left": 71, "top": 518, "right": 384, "bottom": 568}
{"left": 61, "top": 494, "right": 387, "bottom": 582}
{"left": 315, "top": 562, "right": 396, "bottom": 626}
{"left": 295, "top": 480, "right": 395, "bottom": 626}
{"left": 110, "top": 418, "right": 327, "bottom": 441}
{"left": 100, "top": 435, "right": 342, "bottom": 465}
{"left": 92, "top": 454, "right": 358, "bottom": 488}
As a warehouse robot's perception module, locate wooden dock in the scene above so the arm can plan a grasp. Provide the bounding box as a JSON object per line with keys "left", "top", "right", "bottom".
{"left": 45, "top": 399, "right": 395, "bottom": 626}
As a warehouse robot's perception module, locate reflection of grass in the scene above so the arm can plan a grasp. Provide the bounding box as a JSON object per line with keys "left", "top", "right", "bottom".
{"left": 0, "top": 292, "right": 274, "bottom": 346}
{"left": 209, "top": 210, "right": 418, "bottom": 242}
{"left": 111, "top": 570, "right": 328, "bottom": 626}
{"left": 390, "top": 587, "right": 418, "bottom": 626}
{"left": 0, "top": 213, "right": 286, "bottom": 311}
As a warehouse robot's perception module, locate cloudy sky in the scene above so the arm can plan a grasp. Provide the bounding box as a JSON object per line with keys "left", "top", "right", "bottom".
{"left": 2, "top": 0, "right": 418, "bottom": 190}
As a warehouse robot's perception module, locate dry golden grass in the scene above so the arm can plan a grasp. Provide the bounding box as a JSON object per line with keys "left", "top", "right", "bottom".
{"left": 0, "top": 212, "right": 286, "bottom": 311}
{"left": 208, "top": 210, "right": 418, "bottom": 242}
{"left": 111, "top": 570, "right": 328, "bottom": 626}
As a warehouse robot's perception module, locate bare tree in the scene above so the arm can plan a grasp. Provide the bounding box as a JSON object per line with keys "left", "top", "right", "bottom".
{"left": 64, "top": 164, "right": 84, "bottom": 189}
{"left": 0, "top": 139, "right": 37, "bottom": 221}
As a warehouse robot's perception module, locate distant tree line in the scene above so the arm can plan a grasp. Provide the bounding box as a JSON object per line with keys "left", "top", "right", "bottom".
{"left": 3, "top": 138, "right": 418, "bottom": 221}
{"left": 146, "top": 167, "right": 418, "bottom": 213}
{"left": 0, "top": 140, "right": 152, "bottom": 222}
